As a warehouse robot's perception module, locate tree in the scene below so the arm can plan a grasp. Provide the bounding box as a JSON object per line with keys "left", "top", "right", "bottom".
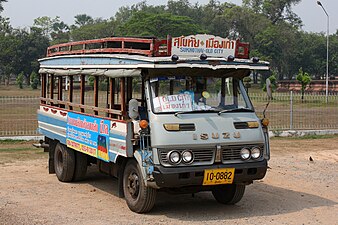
{"left": 296, "top": 67, "right": 311, "bottom": 102}
{"left": 16, "top": 72, "right": 24, "bottom": 89}
{"left": 114, "top": 1, "right": 166, "bottom": 26}
{"left": 30, "top": 71, "right": 39, "bottom": 89}
{"left": 33, "top": 16, "right": 60, "bottom": 39}
{"left": 0, "top": 0, "right": 7, "bottom": 13}
{"left": 14, "top": 28, "right": 49, "bottom": 84}
{"left": 51, "top": 21, "right": 69, "bottom": 44}
{"left": 117, "top": 12, "right": 204, "bottom": 38}
{"left": 329, "top": 31, "right": 338, "bottom": 77}
{"left": 0, "top": 16, "right": 11, "bottom": 34}
{"left": 0, "top": 32, "right": 20, "bottom": 85}
{"left": 255, "top": 23, "right": 298, "bottom": 80}
{"left": 243, "top": 0, "right": 302, "bottom": 27}
{"left": 219, "top": 5, "right": 271, "bottom": 43}
{"left": 70, "top": 20, "right": 115, "bottom": 41}
{"left": 74, "top": 14, "right": 94, "bottom": 27}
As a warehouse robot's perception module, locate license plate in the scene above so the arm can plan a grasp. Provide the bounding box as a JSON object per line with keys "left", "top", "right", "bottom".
{"left": 203, "top": 168, "right": 235, "bottom": 185}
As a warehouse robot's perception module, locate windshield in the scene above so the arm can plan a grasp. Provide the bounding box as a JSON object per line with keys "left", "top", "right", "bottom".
{"left": 149, "top": 76, "right": 253, "bottom": 114}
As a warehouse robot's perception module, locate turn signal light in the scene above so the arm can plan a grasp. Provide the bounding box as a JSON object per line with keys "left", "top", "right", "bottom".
{"left": 261, "top": 118, "right": 269, "bottom": 127}
{"left": 139, "top": 120, "right": 149, "bottom": 129}
{"left": 247, "top": 121, "right": 259, "bottom": 128}
{"left": 163, "top": 124, "right": 180, "bottom": 131}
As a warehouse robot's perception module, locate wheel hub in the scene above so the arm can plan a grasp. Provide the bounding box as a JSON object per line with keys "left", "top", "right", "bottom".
{"left": 127, "top": 172, "right": 140, "bottom": 199}
{"left": 56, "top": 150, "right": 63, "bottom": 173}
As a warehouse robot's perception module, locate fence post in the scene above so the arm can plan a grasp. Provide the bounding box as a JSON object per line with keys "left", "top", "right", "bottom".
{"left": 290, "top": 91, "right": 293, "bottom": 130}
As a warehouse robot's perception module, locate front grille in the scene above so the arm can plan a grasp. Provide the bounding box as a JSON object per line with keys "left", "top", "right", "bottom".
{"left": 222, "top": 147, "right": 242, "bottom": 160}
{"left": 158, "top": 144, "right": 264, "bottom": 167}
{"left": 158, "top": 148, "right": 214, "bottom": 167}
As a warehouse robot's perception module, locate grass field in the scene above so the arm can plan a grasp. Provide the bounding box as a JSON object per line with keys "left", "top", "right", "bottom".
{"left": 0, "top": 85, "right": 40, "bottom": 97}
{"left": 0, "top": 140, "right": 46, "bottom": 164}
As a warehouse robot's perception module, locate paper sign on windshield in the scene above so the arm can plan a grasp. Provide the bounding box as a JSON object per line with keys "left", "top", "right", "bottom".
{"left": 153, "top": 94, "right": 192, "bottom": 112}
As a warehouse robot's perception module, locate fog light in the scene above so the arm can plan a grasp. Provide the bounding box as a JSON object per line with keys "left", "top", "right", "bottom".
{"left": 168, "top": 151, "right": 181, "bottom": 164}
{"left": 240, "top": 148, "right": 251, "bottom": 160}
{"left": 251, "top": 147, "right": 261, "bottom": 159}
{"left": 182, "top": 151, "right": 193, "bottom": 163}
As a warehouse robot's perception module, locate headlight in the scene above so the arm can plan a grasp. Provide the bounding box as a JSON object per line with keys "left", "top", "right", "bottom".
{"left": 240, "top": 148, "right": 251, "bottom": 160}
{"left": 182, "top": 151, "right": 193, "bottom": 163}
{"left": 167, "top": 151, "right": 181, "bottom": 164}
{"left": 251, "top": 147, "right": 261, "bottom": 159}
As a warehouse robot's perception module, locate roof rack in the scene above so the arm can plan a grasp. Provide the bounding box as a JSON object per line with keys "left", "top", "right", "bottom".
{"left": 47, "top": 36, "right": 170, "bottom": 57}
{"left": 47, "top": 35, "right": 249, "bottom": 59}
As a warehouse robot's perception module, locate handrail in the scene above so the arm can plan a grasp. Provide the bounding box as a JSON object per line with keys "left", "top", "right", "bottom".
{"left": 40, "top": 97, "right": 123, "bottom": 116}
{"left": 47, "top": 36, "right": 170, "bottom": 58}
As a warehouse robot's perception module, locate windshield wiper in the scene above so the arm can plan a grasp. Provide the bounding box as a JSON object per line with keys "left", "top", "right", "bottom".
{"left": 217, "top": 108, "right": 254, "bottom": 115}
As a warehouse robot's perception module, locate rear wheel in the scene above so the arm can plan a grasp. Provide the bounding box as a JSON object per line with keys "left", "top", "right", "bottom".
{"left": 123, "top": 160, "right": 157, "bottom": 213}
{"left": 212, "top": 184, "right": 246, "bottom": 204}
{"left": 54, "top": 143, "right": 75, "bottom": 182}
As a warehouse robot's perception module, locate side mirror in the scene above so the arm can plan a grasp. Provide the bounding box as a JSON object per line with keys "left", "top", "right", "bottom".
{"left": 266, "top": 78, "right": 272, "bottom": 100}
{"left": 128, "top": 99, "right": 139, "bottom": 120}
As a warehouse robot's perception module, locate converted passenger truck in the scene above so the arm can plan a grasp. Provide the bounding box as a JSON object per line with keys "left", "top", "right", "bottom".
{"left": 37, "top": 34, "right": 271, "bottom": 213}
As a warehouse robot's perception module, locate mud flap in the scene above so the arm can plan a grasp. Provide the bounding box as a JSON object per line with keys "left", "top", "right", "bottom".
{"left": 117, "top": 159, "right": 127, "bottom": 198}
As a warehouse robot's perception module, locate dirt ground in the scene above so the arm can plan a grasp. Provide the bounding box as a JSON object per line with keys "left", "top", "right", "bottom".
{"left": 0, "top": 137, "right": 337, "bottom": 225}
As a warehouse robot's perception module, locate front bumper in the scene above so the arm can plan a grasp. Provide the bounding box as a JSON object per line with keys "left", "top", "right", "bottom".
{"left": 152, "top": 160, "right": 268, "bottom": 188}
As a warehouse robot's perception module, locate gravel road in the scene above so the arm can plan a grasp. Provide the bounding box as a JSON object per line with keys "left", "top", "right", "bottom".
{"left": 0, "top": 137, "right": 337, "bottom": 225}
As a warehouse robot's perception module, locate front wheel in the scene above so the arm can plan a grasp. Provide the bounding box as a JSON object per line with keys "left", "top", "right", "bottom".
{"left": 123, "top": 160, "right": 157, "bottom": 213}
{"left": 212, "top": 184, "right": 246, "bottom": 204}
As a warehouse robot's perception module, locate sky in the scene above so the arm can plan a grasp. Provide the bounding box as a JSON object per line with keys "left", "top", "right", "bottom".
{"left": 2, "top": 0, "right": 337, "bottom": 34}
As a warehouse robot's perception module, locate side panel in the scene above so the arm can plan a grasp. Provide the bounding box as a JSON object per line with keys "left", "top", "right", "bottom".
{"left": 38, "top": 106, "right": 129, "bottom": 163}
{"left": 66, "top": 112, "right": 110, "bottom": 162}
{"left": 38, "top": 106, "right": 67, "bottom": 144}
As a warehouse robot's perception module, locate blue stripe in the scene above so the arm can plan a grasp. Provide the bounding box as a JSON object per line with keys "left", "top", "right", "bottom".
{"left": 39, "top": 128, "right": 66, "bottom": 145}
{"left": 38, "top": 114, "right": 67, "bottom": 127}
{"left": 109, "top": 133, "right": 126, "bottom": 141}
{"left": 109, "top": 151, "right": 118, "bottom": 163}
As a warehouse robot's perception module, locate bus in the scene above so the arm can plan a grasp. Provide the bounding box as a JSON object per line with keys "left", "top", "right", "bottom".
{"left": 37, "top": 34, "right": 271, "bottom": 213}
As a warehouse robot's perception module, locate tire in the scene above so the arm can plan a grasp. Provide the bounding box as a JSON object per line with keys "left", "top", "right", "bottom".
{"left": 123, "top": 160, "right": 157, "bottom": 213}
{"left": 73, "top": 151, "right": 88, "bottom": 182}
{"left": 212, "top": 184, "right": 246, "bottom": 205}
{"left": 54, "top": 143, "right": 75, "bottom": 182}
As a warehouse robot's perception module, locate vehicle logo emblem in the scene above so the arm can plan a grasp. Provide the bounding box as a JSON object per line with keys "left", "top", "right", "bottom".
{"left": 212, "top": 133, "right": 219, "bottom": 139}
{"left": 200, "top": 133, "right": 209, "bottom": 140}
{"left": 233, "top": 132, "right": 241, "bottom": 138}
{"left": 222, "top": 132, "right": 230, "bottom": 139}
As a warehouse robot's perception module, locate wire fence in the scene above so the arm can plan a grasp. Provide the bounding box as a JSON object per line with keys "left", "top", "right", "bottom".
{"left": 250, "top": 92, "right": 338, "bottom": 130}
{"left": 0, "top": 96, "right": 40, "bottom": 136}
{"left": 0, "top": 92, "right": 337, "bottom": 136}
